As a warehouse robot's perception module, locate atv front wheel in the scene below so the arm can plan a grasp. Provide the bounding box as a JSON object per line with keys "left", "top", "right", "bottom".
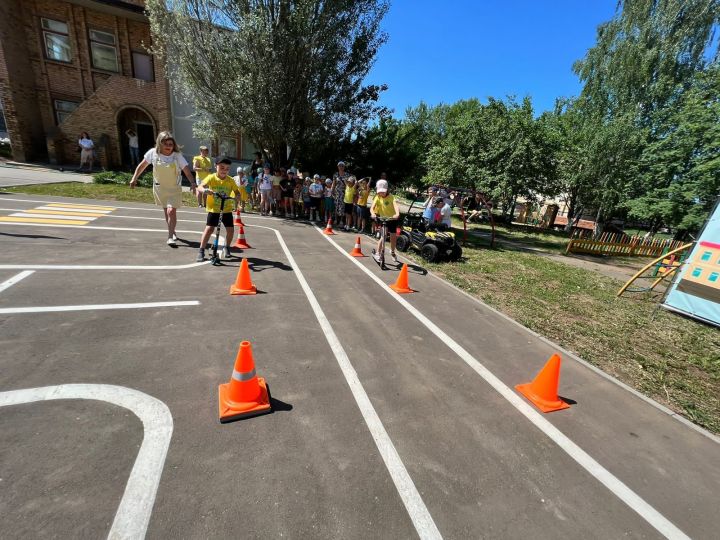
{"left": 396, "top": 233, "right": 411, "bottom": 252}
{"left": 449, "top": 244, "right": 463, "bottom": 261}
{"left": 421, "top": 243, "right": 440, "bottom": 262}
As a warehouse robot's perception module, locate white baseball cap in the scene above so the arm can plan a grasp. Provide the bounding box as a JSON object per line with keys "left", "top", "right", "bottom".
{"left": 376, "top": 179, "right": 388, "bottom": 193}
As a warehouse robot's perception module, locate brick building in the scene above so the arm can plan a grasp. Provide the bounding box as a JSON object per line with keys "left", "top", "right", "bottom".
{"left": 0, "top": 0, "right": 171, "bottom": 169}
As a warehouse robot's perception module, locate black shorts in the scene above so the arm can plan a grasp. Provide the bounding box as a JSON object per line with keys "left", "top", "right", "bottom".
{"left": 377, "top": 219, "right": 399, "bottom": 234}
{"left": 206, "top": 212, "right": 234, "bottom": 228}
{"left": 344, "top": 202, "right": 354, "bottom": 214}
{"left": 282, "top": 190, "right": 294, "bottom": 199}
{"left": 309, "top": 197, "right": 321, "bottom": 208}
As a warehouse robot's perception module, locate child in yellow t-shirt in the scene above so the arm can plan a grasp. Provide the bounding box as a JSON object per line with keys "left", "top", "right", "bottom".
{"left": 370, "top": 179, "right": 400, "bottom": 263}
{"left": 196, "top": 156, "right": 239, "bottom": 261}
{"left": 192, "top": 145, "right": 213, "bottom": 208}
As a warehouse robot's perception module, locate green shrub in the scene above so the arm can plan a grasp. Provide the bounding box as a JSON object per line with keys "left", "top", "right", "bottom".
{"left": 93, "top": 170, "right": 152, "bottom": 188}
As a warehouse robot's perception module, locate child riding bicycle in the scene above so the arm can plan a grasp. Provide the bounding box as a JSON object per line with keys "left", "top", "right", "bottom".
{"left": 370, "top": 179, "right": 400, "bottom": 264}
{"left": 196, "top": 156, "right": 240, "bottom": 262}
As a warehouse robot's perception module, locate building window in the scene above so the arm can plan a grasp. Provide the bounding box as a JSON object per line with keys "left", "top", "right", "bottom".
{"left": 700, "top": 251, "right": 712, "bottom": 262}
{"left": 89, "top": 29, "right": 119, "bottom": 72}
{"left": 41, "top": 18, "right": 72, "bottom": 62}
{"left": 53, "top": 99, "right": 79, "bottom": 124}
{"left": 218, "top": 137, "right": 238, "bottom": 159}
{"left": 709, "top": 272, "right": 719, "bottom": 283}
{"left": 691, "top": 267, "right": 702, "bottom": 278}
{"left": 132, "top": 52, "right": 154, "bottom": 82}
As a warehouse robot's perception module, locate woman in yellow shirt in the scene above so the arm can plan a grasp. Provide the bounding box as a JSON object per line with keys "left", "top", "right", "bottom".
{"left": 370, "top": 179, "right": 400, "bottom": 263}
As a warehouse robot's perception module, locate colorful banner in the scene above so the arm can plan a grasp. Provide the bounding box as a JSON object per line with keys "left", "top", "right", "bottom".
{"left": 663, "top": 198, "right": 720, "bottom": 327}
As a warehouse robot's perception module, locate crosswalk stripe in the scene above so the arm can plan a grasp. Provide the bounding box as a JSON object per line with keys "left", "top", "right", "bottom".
{"left": 0, "top": 216, "right": 89, "bottom": 225}
{"left": 46, "top": 202, "right": 116, "bottom": 211}
{"left": 10, "top": 212, "right": 97, "bottom": 221}
{"left": 37, "top": 206, "right": 112, "bottom": 214}
{"left": 24, "top": 209, "right": 106, "bottom": 217}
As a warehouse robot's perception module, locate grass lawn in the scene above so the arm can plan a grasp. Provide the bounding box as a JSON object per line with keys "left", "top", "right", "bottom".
{"left": 413, "top": 240, "right": 720, "bottom": 435}
{"left": 2, "top": 182, "right": 198, "bottom": 207}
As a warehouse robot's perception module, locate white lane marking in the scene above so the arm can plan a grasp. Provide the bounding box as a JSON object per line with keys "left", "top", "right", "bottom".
{"left": 0, "top": 300, "right": 200, "bottom": 314}
{"left": 0, "top": 384, "right": 173, "bottom": 539}
{"left": 10, "top": 212, "right": 96, "bottom": 221}
{"left": 251, "top": 222, "right": 441, "bottom": 540}
{"left": 0, "top": 262, "right": 211, "bottom": 270}
{"left": 0, "top": 196, "right": 269, "bottom": 217}
{"left": 0, "top": 222, "right": 228, "bottom": 247}
{"left": 0, "top": 270, "right": 34, "bottom": 293}
{"left": 38, "top": 206, "right": 113, "bottom": 213}
{"left": 317, "top": 228, "right": 690, "bottom": 540}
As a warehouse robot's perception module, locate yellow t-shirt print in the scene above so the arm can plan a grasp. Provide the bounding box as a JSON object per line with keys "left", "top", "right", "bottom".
{"left": 373, "top": 194, "right": 396, "bottom": 217}
{"left": 202, "top": 174, "right": 237, "bottom": 213}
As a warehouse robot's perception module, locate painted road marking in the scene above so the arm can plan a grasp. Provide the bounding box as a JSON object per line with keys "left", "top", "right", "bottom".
{"left": 252, "top": 222, "right": 442, "bottom": 540}
{"left": 0, "top": 216, "right": 90, "bottom": 225}
{"left": 0, "top": 270, "right": 34, "bottom": 293}
{"left": 0, "top": 384, "right": 172, "bottom": 539}
{"left": 37, "top": 206, "right": 113, "bottom": 214}
{"left": 46, "top": 202, "right": 116, "bottom": 211}
{"left": 0, "top": 262, "right": 211, "bottom": 270}
{"left": 317, "top": 227, "right": 691, "bottom": 540}
{"left": 0, "top": 202, "right": 115, "bottom": 227}
{"left": 9, "top": 213, "right": 98, "bottom": 221}
{"left": 0, "top": 300, "right": 200, "bottom": 314}
{"left": 25, "top": 209, "right": 108, "bottom": 217}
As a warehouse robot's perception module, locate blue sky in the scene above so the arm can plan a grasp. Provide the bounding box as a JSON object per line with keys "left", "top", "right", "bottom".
{"left": 366, "top": 0, "right": 618, "bottom": 117}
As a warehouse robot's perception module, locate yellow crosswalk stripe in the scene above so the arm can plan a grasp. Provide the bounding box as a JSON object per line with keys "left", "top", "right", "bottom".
{"left": 0, "top": 216, "right": 89, "bottom": 225}
{"left": 23, "top": 209, "right": 107, "bottom": 217}
{"left": 46, "top": 203, "right": 116, "bottom": 211}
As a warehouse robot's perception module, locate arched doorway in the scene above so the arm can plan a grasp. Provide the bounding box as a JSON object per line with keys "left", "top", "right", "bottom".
{"left": 117, "top": 106, "right": 155, "bottom": 169}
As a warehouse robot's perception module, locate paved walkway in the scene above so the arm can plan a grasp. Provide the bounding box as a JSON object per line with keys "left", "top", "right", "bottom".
{"left": 0, "top": 161, "right": 92, "bottom": 188}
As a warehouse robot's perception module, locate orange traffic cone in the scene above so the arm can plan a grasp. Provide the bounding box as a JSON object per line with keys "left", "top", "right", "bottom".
{"left": 323, "top": 217, "right": 336, "bottom": 235}
{"left": 218, "top": 341, "right": 272, "bottom": 423}
{"left": 234, "top": 224, "right": 252, "bottom": 249}
{"left": 233, "top": 210, "right": 244, "bottom": 227}
{"left": 389, "top": 263, "right": 415, "bottom": 294}
{"left": 230, "top": 258, "right": 257, "bottom": 295}
{"left": 349, "top": 236, "right": 366, "bottom": 257}
{"left": 515, "top": 353, "right": 570, "bottom": 413}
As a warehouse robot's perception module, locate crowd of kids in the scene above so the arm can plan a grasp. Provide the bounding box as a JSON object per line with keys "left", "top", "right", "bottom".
{"left": 131, "top": 134, "right": 458, "bottom": 265}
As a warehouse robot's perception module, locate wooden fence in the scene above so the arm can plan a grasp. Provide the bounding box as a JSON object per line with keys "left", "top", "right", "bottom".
{"left": 566, "top": 233, "right": 685, "bottom": 257}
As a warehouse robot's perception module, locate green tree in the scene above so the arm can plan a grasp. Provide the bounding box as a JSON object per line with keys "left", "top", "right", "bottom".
{"left": 145, "top": 0, "right": 389, "bottom": 166}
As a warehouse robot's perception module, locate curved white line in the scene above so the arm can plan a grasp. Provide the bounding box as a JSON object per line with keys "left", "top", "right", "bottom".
{"left": 0, "top": 384, "right": 173, "bottom": 540}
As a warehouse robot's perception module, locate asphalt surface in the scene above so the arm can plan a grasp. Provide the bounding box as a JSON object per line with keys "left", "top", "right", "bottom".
{"left": 0, "top": 193, "right": 719, "bottom": 540}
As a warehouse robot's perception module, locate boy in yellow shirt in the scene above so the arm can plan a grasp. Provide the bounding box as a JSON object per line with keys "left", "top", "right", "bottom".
{"left": 196, "top": 156, "right": 239, "bottom": 261}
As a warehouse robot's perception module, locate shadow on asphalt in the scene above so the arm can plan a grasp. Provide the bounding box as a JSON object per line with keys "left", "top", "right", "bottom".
{"left": 0, "top": 232, "right": 66, "bottom": 240}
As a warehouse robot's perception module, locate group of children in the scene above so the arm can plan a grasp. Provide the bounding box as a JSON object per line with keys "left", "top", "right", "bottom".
{"left": 190, "top": 152, "right": 401, "bottom": 263}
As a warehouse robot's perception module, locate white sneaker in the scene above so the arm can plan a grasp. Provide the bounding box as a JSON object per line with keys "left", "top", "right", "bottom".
{"left": 223, "top": 247, "right": 231, "bottom": 259}
{"left": 172, "top": 233, "right": 178, "bottom": 241}
{"left": 372, "top": 250, "right": 382, "bottom": 264}
{"left": 391, "top": 251, "right": 398, "bottom": 262}
{"left": 166, "top": 237, "right": 176, "bottom": 246}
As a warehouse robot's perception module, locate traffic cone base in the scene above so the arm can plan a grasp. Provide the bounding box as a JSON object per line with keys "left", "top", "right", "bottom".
{"left": 350, "top": 236, "right": 366, "bottom": 257}
{"left": 323, "top": 218, "right": 336, "bottom": 235}
{"left": 515, "top": 353, "right": 570, "bottom": 413}
{"left": 218, "top": 377, "right": 271, "bottom": 423}
{"left": 390, "top": 263, "right": 414, "bottom": 294}
{"left": 230, "top": 258, "right": 257, "bottom": 295}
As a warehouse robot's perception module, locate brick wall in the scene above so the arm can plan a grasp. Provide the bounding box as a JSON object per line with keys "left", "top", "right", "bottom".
{"left": 0, "top": 0, "right": 171, "bottom": 167}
